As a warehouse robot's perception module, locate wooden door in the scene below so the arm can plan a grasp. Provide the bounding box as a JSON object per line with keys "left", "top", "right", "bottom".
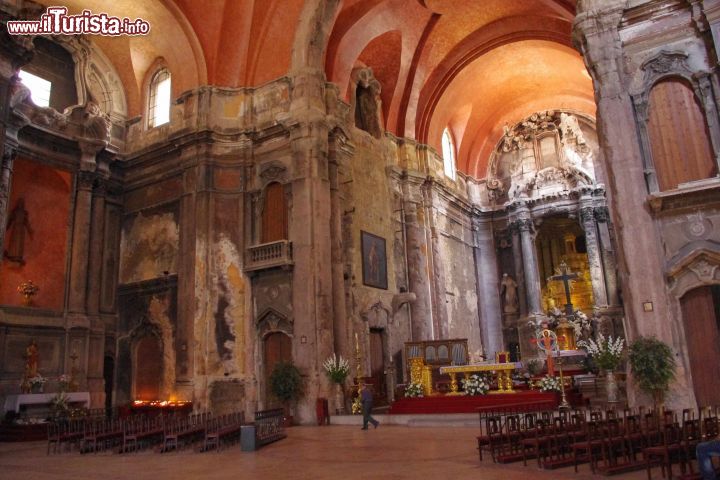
{"left": 680, "top": 286, "right": 720, "bottom": 407}
{"left": 261, "top": 182, "right": 287, "bottom": 243}
{"left": 134, "top": 335, "right": 161, "bottom": 401}
{"left": 369, "top": 329, "right": 386, "bottom": 404}
{"left": 264, "top": 332, "right": 292, "bottom": 405}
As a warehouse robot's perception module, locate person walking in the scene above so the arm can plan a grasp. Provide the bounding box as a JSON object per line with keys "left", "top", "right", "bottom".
{"left": 360, "top": 383, "right": 379, "bottom": 430}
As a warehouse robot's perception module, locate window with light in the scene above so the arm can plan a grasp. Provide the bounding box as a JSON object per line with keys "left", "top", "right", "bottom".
{"left": 442, "top": 128, "right": 456, "bottom": 180}
{"left": 18, "top": 70, "right": 51, "bottom": 108}
{"left": 148, "top": 68, "right": 171, "bottom": 128}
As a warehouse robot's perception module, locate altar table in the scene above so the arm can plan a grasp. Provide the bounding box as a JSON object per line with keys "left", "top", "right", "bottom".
{"left": 439, "top": 363, "right": 516, "bottom": 394}
{"left": 3, "top": 392, "right": 91, "bottom": 414}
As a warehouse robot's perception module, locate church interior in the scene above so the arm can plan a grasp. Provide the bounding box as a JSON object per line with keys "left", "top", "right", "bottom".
{"left": 2, "top": 2, "right": 720, "bottom": 468}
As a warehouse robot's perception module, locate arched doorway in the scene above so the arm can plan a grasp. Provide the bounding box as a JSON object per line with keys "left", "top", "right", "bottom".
{"left": 680, "top": 285, "right": 720, "bottom": 407}
{"left": 134, "top": 335, "right": 162, "bottom": 401}
{"left": 369, "top": 328, "right": 387, "bottom": 405}
{"left": 263, "top": 332, "right": 292, "bottom": 406}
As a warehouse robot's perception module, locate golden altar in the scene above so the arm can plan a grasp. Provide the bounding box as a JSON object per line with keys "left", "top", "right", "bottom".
{"left": 439, "top": 363, "right": 516, "bottom": 394}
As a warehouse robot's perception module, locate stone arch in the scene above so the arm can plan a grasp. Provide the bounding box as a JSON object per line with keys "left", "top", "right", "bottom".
{"left": 665, "top": 249, "right": 720, "bottom": 409}
{"left": 290, "top": 0, "right": 342, "bottom": 74}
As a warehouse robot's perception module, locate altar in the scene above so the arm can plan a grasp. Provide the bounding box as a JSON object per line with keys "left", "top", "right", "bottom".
{"left": 439, "top": 363, "right": 518, "bottom": 394}
{"left": 3, "top": 392, "right": 91, "bottom": 414}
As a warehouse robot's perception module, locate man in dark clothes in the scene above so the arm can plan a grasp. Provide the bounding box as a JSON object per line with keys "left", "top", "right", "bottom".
{"left": 360, "top": 383, "right": 379, "bottom": 430}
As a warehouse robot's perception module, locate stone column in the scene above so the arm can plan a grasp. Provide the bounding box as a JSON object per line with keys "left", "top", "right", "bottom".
{"left": 287, "top": 69, "right": 336, "bottom": 423}
{"left": 0, "top": 146, "right": 16, "bottom": 256}
{"left": 574, "top": 1, "right": 674, "bottom": 355}
{"left": 510, "top": 224, "right": 528, "bottom": 316}
{"left": 68, "top": 168, "right": 97, "bottom": 314}
{"left": 580, "top": 202, "right": 609, "bottom": 307}
{"left": 86, "top": 177, "right": 107, "bottom": 315}
{"left": 515, "top": 215, "right": 542, "bottom": 315}
{"left": 423, "top": 182, "right": 448, "bottom": 339}
{"left": 403, "top": 197, "right": 434, "bottom": 340}
{"left": 595, "top": 206, "right": 620, "bottom": 306}
{"left": 328, "top": 132, "right": 353, "bottom": 359}
{"left": 473, "top": 215, "right": 503, "bottom": 357}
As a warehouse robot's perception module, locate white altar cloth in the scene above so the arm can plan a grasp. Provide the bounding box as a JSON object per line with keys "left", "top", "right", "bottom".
{"left": 3, "top": 392, "right": 91, "bottom": 413}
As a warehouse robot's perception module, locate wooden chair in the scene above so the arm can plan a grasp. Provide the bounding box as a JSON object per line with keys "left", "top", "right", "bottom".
{"left": 571, "top": 420, "right": 604, "bottom": 473}
{"left": 644, "top": 422, "right": 684, "bottom": 480}
{"left": 477, "top": 415, "right": 502, "bottom": 461}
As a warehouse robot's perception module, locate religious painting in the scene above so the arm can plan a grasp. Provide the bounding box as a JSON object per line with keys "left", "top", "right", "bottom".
{"left": 361, "top": 231, "right": 387, "bottom": 290}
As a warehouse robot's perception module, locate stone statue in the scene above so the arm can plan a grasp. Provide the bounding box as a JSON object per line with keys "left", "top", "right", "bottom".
{"left": 25, "top": 339, "right": 39, "bottom": 378}
{"left": 4, "top": 198, "right": 33, "bottom": 264}
{"left": 500, "top": 273, "right": 519, "bottom": 314}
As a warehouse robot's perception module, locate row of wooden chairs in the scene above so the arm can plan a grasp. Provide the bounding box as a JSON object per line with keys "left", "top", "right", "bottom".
{"left": 476, "top": 405, "right": 720, "bottom": 478}
{"left": 48, "top": 410, "right": 246, "bottom": 454}
{"left": 202, "top": 412, "right": 245, "bottom": 452}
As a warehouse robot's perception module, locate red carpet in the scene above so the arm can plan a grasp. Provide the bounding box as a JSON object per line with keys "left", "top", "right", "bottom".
{"left": 387, "top": 391, "right": 561, "bottom": 414}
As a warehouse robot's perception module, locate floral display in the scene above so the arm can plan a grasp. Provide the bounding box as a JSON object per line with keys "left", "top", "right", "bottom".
{"left": 28, "top": 374, "right": 47, "bottom": 387}
{"left": 404, "top": 382, "right": 424, "bottom": 398}
{"left": 537, "top": 374, "right": 561, "bottom": 392}
{"left": 578, "top": 333, "right": 625, "bottom": 370}
{"left": 322, "top": 353, "right": 350, "bottom": 384}
{"left": 462, "top": 374, "right": 490, "bottom": 396}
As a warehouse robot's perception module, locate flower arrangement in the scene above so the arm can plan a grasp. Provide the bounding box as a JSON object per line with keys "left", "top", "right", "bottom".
{"left": 537, "top": 374, "right": 561, "bottom": 392}
{"left": 58, "top": 374, "right": 70, "bottom": 391}
{"left": 322, "top": 353, "right": 350, "bottom": 384}
{"left": 404, "top": 382, "right": 424, "bottom": 398}
{"left": 28, "top": 374, "right": 47, "bottom": 387}
{"left": 578, "top": 333, "right": 625, "bottom": 371}
{"left": 462, "top": 374, "right": 490, "bottom": 396}
{"left": 568, "top": 310, "right": 592, "bottom": 339}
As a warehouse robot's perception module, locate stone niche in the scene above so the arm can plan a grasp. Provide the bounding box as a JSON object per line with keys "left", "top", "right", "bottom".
{"left": 116, "top": 277, "right": 178, "bottom": 404}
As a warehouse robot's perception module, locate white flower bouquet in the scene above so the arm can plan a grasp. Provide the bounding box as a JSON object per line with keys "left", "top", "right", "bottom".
{"left": 462, "top": 374, "right": 490, "bottom": 395}
{"left": 578, "top": 333, "right": 625, "bottom": 370}
{"left": 322, "top": 353, "right": 350, "bottom": 384}
{"left": 538, "top": 374, "right": 561, "bottom": 392}
{"left": 404, "top": 382, "right": 424, "bottom": 398}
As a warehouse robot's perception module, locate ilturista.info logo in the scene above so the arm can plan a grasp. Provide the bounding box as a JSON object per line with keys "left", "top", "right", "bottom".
{"left": 6, "top": 6, "right": 150, "bottom": 36}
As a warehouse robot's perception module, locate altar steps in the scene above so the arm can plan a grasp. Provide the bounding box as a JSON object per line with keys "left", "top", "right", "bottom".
{"left": 387, "top": 391, "right": 562, "bottom": 415}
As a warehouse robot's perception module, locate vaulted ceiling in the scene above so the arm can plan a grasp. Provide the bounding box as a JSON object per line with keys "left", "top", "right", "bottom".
{"left": 31, "top": 0, "right": 595, "bottom": 179}
{"left": 325, "top": 0, "right": 595, "bottom": 178}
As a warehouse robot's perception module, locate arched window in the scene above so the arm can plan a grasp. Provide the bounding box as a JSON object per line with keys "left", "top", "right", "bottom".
{"left": 148, "top": 68, "right": 171, "bottom": 128}
{"left": 647, "top": 77, "right": 717, "bottom": 191}
{"left": 441, "top": 128, "right": 456, "bottom": 180}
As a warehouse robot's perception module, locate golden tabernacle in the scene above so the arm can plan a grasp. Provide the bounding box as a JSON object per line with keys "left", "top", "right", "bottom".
{"left": 439, "top": 363, "right": 516, "bottom": 394}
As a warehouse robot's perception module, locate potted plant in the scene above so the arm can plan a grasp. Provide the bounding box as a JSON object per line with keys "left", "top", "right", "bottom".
{"left": 269, "top": 361, "right": 303, "bottom": 425}
{"left": 322, "top": 353, "right": 350, "bottom": 414}
{"left": 628, "top": 336, "right": 676, "bottom": 409}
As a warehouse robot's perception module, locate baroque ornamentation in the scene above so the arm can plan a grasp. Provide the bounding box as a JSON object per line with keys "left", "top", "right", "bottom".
{"left": 689, "top": 258, "right": 718, "bottom": 282}
{"left": 641, "top": 51, "right": 691, "bottom": 85}
{"left": 580, "top": 207, "right": 595, "bottom": 225}
{"left": 685, "top": 211, "right": 712, "bottom": 239}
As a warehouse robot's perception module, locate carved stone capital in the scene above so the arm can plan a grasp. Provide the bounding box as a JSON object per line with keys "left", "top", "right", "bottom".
{"left": 76, "top": 170, "right": 97, "bottom": 191}
{"left": 511, "top": 218, "right": 534, "bottom": 234}
{"left": 594, "top": 206, "right": 609, "bottom": 223}
{"left": 580, "top": 206, "right": 595, "bottom": 225}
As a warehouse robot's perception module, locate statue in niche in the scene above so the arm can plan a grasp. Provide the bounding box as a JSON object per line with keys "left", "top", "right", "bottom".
{"left": 355, "top": 82, "right": 382, "bottom": 138}
{"left": 500, "top": 273, "right": 519, "bottom": 314}
{"left": 25, "top": 339, "right": 39, "bottom": 380}
{"left": 4, "top": 198, "right": 33, "bottom": 265}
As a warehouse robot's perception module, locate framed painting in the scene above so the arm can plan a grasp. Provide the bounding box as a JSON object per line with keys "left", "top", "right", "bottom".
{"left": 361, "top": 231, "right": 387, "bottom": 290}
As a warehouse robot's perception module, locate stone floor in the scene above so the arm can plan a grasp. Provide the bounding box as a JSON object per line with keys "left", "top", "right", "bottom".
{"left": 0, "top": 425, "right": 656, "bottom": 480}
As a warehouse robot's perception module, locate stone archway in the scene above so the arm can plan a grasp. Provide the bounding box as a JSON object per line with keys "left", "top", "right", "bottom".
{"left": 668, "top": 250, "right": 720, "bottom": 408}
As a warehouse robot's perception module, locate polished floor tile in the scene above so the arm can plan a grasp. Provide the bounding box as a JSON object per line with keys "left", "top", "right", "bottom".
{"left": 0, "top": 425, "right": 653, "bottom": 480}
